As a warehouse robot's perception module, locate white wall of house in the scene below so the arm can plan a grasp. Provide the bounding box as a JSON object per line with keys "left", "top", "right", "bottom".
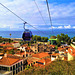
{"left": 51, "top": 57, "right": 56, "bottom": 61}
{"left": 12, "top": 43, "right": 20, "bottom": 48}
{"left": 68, "top": 53, "right": 74, "bottom": 61}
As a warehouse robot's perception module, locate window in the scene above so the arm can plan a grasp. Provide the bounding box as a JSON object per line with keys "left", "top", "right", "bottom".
{"left": 16, "top": 70, "right": 18, "bottom": 74}
{"left": 10, "top": 67, "right": 12, "bottom": 71}
{"left": 21, "top": 62, "right": 22, "bottom": 65}
{"left": 13, "top": 71, "right": 15, "bottom": 75}
{"left": 16, "top": 64, "right": 18, "bottom": 68}
{"left": 13, "top": 65, "right": 15, "bottom": 70}
{"left": 21, "top": 67, "right": 22, "bottom": 71}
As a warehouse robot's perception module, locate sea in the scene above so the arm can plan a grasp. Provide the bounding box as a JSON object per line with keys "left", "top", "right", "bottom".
{"left": 0, "top": 29, "right": 75, "bottom": 39}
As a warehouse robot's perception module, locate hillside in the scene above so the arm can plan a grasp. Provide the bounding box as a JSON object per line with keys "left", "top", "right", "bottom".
{"left": 18, "top": 60, "right": 75, "bottom": 75}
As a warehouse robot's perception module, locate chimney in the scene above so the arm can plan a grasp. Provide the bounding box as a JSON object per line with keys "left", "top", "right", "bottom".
{"left": 4, "top": 53, "right": 7, "bottom": 57}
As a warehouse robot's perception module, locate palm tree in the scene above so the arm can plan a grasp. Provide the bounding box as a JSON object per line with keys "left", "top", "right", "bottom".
{"left": 9, "top": 33, "right": 11, "bottom": 38}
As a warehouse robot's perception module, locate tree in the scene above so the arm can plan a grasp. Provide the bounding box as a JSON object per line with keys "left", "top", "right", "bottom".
{"left": 57, "top": 42, "right": 61, "bottom": 47}
{"left": 9, "top": 33, "right": 11, "bottom": 38}
{"left": 10, "top": 50, "right": 15, "bottom": 54}
{"left": 37, "top": 36, "right": 41, "bottom": 41}
{"left": 73, "top": 37, "right": 75, "bottom": 42}
{"left": 44, "top": 37, "right": 48, "bottom": 42}
{"left": 67, "top": 39, "right": 71, "bottom": 45}
{"left": 41, "top": 37, "right": 44, "bottom": 42}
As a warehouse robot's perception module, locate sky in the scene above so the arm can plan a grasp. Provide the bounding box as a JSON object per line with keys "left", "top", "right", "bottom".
{"left": 0, "top": 0, "right": 75, "bottom": 31}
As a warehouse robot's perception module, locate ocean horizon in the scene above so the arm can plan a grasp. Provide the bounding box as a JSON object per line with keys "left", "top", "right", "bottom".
{"left": 0, "top": 29, "right": 75, "bottom": 39}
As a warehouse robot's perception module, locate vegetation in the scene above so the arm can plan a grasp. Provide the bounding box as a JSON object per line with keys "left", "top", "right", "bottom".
{"left": 18, "top": 60, "right": 75, "bottom": 75}
{"left": 73, "top": 37, "right": 75, "bottom": 42}
{"left": 9, "top": 50, "right": 15, "bottom": 54}
{"left": 20, "top": 35, "right": 48, "bottom": 46}
{"left": 32, "top": 35, "right": 48, "bottom": 42}
{"left": 0, "top": 36, "right": 13, "bottom": 43}
{"left": 57, "top": 33, "right": 71, "bottom": 47}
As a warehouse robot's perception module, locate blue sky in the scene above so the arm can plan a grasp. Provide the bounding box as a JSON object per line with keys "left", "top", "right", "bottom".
{"left": 0, "top": 0, "right": 75, "bottom": 31}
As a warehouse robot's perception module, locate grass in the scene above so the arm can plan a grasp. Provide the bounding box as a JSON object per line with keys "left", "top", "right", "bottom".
{"left": 18, "top": 60, "right": 75, "bottom": 75}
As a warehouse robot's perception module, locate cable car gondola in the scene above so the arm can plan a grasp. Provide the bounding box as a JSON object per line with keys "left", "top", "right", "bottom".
{"left": 22, "top": 22, "right": 32, "bottom": 41}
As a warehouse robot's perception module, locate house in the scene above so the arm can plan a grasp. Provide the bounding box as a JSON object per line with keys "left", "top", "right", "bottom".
{"left": 32, "top": 52, "right": 50, "bottom": 59}
{"left": 30, "top": 44, "right": 39, "bottom": 53}
{"left": 15, "top": 51, "right": 34, "bottom": 58}
{"left": 48, "top": 36, "right": 57, "bottom": 45}
{"left": 68, "top": 46, "right": 75, "bottom": 61}
{"left": 51, "top": 53, "right": 59, "bottom": 61}
{"left": 27, "top": 57, "right": 39, "bottom": 67}
{"left": 11, "top": 41, "right": 20, "bottom": 48}
{"left": 58, "top": 46, "right": 69, "bottom": 57}
{"left": 33, "top": 58, "right": 51, "bottom": 68}
{"left": 0, "top": 54, "right": 23, "bottom": 75}
{"left": 18, "top": 44, "right": 31, "bottom": 52}
{"left": 0, "top": 43, "right": 13, "bottom": 48}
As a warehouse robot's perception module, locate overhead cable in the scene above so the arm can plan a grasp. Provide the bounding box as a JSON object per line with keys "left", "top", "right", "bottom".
{"left": 46, "top": 0, "right": 53, "bottom": 33}
{"left": 34, "top": 0, "right": 47, "bottom": 26}
{"left": 0, "top": 3, "right": 49, "bottom": 35}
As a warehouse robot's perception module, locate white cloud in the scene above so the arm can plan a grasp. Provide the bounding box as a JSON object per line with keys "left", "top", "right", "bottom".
{"left": 57, "top": 26, "right": 63, "bottom": 29}
{"left": 64, "top": 25, "right": 71, "bottom": 29}
{"left": 0, "top": 0, "right": 74, "bottom": 30}
{"left": 72, "top": 26, "right": 75, "bottom": 28}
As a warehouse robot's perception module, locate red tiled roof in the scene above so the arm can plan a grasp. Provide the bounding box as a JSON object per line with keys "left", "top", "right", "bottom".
{"left": 58, "top": 46, "right": 69, "bottom": 51}
{"left": 33, "top": 58, "right": 52, "bottom": 68}
{"left": 32, "top": 52, "right": 50, "bottom": 58}
{"left": 0, "top": 56, "right": 21, "bottom": 66}
{"left": 25, "top": 47, "right": 30, "bottom": 50}
{"left": 27, "top": 60, "right": 33, "bottom": 65}
{"left": 21, "top": 44, "right": 28, "bottom": 47}
{"left": 51, "top": 53, "right": 59, "bottom": 56}
{"left": 16, "top": 51, "right": 33, "bottom": 55}
{"left": 37, "top": 58, "right": 51, "bottom": 64}
{"left": 64, "top": 57, "right": 67, "bottom": 61}
{"left": 4, "top": 47, "right": 14, "bottom": 50}
{"left": 0, "top": 43, "right": 12, "bottom": 47}
{"left": 0, "top": 53, "right": 4, "bottom": 55}
{"left": 50, "top": 45, "right": 55, "bottom": 48}
{"left": 68, "top": 46, "right": 75, "bottom": 56}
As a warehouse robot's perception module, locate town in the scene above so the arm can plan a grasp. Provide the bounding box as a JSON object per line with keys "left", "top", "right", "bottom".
{"left": 0, "top": 34, "right": 75, "bottom": 75}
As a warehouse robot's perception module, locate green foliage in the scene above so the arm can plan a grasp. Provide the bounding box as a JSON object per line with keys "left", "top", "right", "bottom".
{"left": 32, "top": 35, "right": 48, "bottom": 42}
{"left": 56, "top": 33, "right": 71, "bottom": 46}
{"left": 73, "top": 37, "right": 75, "bottom": 42}
{"left": 18, "top": 60, "right": 75, "bottom": 75}
{"left": 55, "top": 50, "right": 59, "bottom": 53}
{"left": 55, "top": 46, "right": 58, "bottom": 49}
{"left": 9, "top": 50, "right": 15, "bottom": 54}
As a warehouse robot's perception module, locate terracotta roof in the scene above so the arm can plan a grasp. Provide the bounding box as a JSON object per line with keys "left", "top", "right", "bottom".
{"left": 64, "top": 57, "right": 67, "bottom": 61}
{"left": 21, "top": 44, "right": 28, "bottom": 47}
{"left": 27, "top": 60, "right": 33, "bottom": 65}
{"left": 27, "top": 57, "right": 39, "bottom": 62}
{"left": 33, "top": 58, "right": 52, "bottom": 68}
{"left": 25, "top": 47, "right": 30, "bottom": 50}
{"left": 51, "top": 53, "right": 59, "bottom": 56}
{"left": 4, "top": 47, "right": 14, "bottom": 50}
{"left": 50, "top": 45, "right": 55, "bottom": 48}
{"left": 16, "top": 51, "right": 33, "bottom": 55}
{"left": 0, "top": 56, "right": 21, "bottom": 66}
{"left": 68, "top": 46, "right": 75, "bottom": 56}
{"left": 58, "top": 46, "right": 69, "bottom": 51}
{"left": 37, "top": 58, "right": 51, "bottom": 64}
{"left": 50, "top": 36, "right": 57, "bottom": 39}
{"left": 0, "top": 53, "right": 4, "bottom": 55}
{"left": 0, "top": 43, "right": 12, "bottom": 47}
{"left": 32, "top": 52, "right": 50, "bottom": 58}
{"left": 58, "top": 47, "right": 65, "bottom": 51}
